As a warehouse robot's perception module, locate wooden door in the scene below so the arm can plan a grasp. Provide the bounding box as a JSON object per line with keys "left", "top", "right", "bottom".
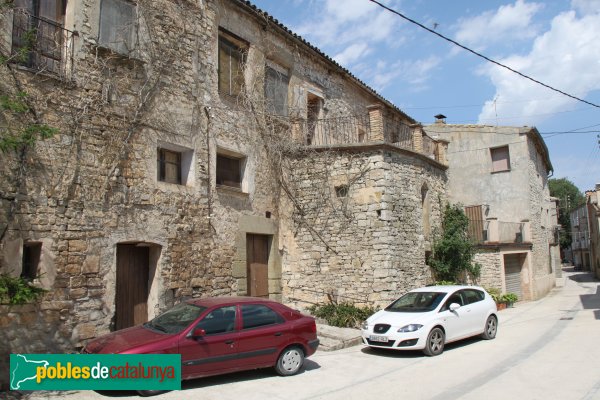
{"left": 116, "top": 244, "right": 149, "bottom": 330}
{"left": 247, "top": 235, "right": 269, "bottom": 298}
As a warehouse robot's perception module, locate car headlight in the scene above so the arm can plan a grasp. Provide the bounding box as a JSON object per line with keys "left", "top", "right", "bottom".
{"left": 397, "top": 324, "right": 423, "bottom": 333}
{"left": 361, "top": 321, "right": 369, "bottom": 330}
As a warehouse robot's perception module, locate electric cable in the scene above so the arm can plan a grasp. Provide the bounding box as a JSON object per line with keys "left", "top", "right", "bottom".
{"left": 368, "top": 0, "right": 600, "bottom": 109}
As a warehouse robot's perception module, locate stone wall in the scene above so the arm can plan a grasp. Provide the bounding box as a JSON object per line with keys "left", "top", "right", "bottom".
{"left": 280, "top": 146, "right": 447, "bottom": 309}
{"left": 474, "top": 249, "right": 503, "bottom": 289}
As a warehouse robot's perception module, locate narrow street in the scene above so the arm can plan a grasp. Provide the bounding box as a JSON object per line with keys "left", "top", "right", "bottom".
{"left": 32, "top": 269, "right": 600, "bottom": 400}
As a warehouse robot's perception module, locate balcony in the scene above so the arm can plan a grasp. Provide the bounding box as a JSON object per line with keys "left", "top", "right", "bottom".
{"left": 468, "top": 219, "right": 529, "bottom": 245}
{"left": 284, "top": 105, "right": 447, "bottom": 164}
{"left": 11, "top": 12, "right": 75, "bottom": 79}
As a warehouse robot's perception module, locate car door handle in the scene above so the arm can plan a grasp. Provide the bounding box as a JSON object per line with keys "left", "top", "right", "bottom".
{"left": 274, "top": 332, "right": 283, "bottom": 336}
{"left": 225, "top": 340, "right": 235, "bottom": 344}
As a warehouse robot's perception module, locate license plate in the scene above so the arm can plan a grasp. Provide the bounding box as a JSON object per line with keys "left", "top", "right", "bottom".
{"left": 369, "top": 335, "right": 389, "bottom": 343}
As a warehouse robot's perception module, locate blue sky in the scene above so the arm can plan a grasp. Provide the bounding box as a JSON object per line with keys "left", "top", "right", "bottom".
{"left": 250, "top": 0, "right": 600, "bottom": 192}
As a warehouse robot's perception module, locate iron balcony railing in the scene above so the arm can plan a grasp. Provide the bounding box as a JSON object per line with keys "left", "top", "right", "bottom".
{"left": 11, "top": 12, "right": 75, "bottom": 78}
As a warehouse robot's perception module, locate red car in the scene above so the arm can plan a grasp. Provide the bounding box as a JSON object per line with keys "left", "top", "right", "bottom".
{"left": 84, "top": 297, "right": 319, "bottom": 394}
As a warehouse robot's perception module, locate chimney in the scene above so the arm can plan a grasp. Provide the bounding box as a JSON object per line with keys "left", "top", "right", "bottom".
{"left": 434, "top": 114, "right": 446, "bottom": 124}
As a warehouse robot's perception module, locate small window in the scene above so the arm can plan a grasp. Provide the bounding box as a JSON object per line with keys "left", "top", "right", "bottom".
{"left": 99, "top": 0, "right": 136, "bottom": 54}
{"left": 264, "top": 62, "right": 289, "bottom": 116}
{"left": 157, "top": 148, "right": 182, "bottom": 184}
{"left": 218, "top": 30, "right": 247, "bottom": 97}
{"left": 195, "top": 306, "right": 237, "bottom": 335}
{"left": 335, "top": 185, "right": 349, "bottom": 198}
{"left": 491, "top": 146, "right": 510, "bottom": 173}
{"left": 241, "top": 304, "right": 284, "bottom": 330}
{"left": 21, "top": 242, "right": 42, "bottom": 281}
{"left": 216, "top": 153, "right": 244, "bottom": 189}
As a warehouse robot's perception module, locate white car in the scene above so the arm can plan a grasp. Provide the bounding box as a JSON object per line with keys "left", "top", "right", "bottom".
{"left": 361, "top": 285, "right": 498, "bottom": 356}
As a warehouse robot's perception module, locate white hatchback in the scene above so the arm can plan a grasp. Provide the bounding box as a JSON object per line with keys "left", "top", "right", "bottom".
{"left": 361, "top": 285, "right": 498, "bottom": 356}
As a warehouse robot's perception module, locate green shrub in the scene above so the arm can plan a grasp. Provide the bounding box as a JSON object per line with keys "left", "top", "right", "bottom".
{"left": 501, "top": 293, "right": 518, "bottom": 304}
{"left": 485, "top": 287, "right": 502, "bottom": 303}
{"left": 308, "top": 302, "right": 376, "bottom": 328}
{"left": 0, "top": 274, "right": 46, "bottom": 305}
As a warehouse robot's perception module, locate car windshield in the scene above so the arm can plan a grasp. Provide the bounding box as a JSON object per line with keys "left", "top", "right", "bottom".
{"left": 385, "top": 292, "right": 446, "bottom": 313}
{"left": 144, "top": 303, "right": 207, "bottom": 334}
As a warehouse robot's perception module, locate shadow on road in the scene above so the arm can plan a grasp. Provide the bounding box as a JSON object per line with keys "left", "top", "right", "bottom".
{"left": 566, "top": 270, "right": 600, "bottom": 320}
{"left": 91, "top": 359, "right": 321, "bottom": 397}
{"left": 360, "top": 336, "right": 484, "bottom": 358}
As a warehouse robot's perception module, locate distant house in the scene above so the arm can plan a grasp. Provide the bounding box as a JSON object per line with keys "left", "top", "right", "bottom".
{"left": 568, "top": 185, "right": 600, "bottom": 278}
{"left": 423, "top": 117, "right": 559, "bottom": 301}
{"left": 570, "top": 203, "right": 591, "bottom": 271}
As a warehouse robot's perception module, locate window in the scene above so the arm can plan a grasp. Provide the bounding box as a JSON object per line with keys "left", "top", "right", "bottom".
{"left": 241, "top": 304, "right": 284, "bottom": 330}
{"left": 463, "top": 289, "right": 484, "bottom": 304}
{"left": 194, "top": 306, "right": 237, "bottom": 335}
{"left": 335, "top": 185, "right": 349, "bottom": 198}
{"left": 491, "top": 145, "right": 510, "bottom": 173}
{"left": 157, "top": 148, "right": 182, "bottom": 184}
{"left": 99, "top": 0, "right": 136, "bottom": 55}
{"left": 218, "top": 30, "right": 247, "bottom": 97}
{"left": 216, "top": 153, "right": 244, "bottom": 189}
{"left": 264, "top": 61, "right": 289, "bottom": 116}
{"left": 11, "top": 0, "right": 66, "bottom": 73}
{"left": 21, "top": 242, "right": 42, "bottom": 281}
{"left": 441, "top": 292, "right": 464, "bottom": 312}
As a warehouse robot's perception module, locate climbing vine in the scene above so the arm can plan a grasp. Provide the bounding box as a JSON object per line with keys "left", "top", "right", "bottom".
{"left": 430, "top": 204, "right": 481, "bottom": 283}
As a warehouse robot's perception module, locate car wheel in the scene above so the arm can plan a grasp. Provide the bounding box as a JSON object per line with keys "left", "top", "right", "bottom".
{"left": 275, "top": 346, "right": 304, "bottom": 376}
{"left": 423, "top": 327, "right": 445, "bottom": 356}
{"left": 481, "top": 315, "right": 498, "bottom": 340}
{"left": 137, "top": 390, "right": 168, "bottom": 397}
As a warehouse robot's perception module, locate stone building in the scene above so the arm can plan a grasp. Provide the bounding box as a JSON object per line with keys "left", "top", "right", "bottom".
{"left": 0, "top": 0, "right": 448, "bottom": 381}
{"left": 571, "top": 185, "right": 600, "bottom": 277}
{"left": 585, "top": 185, "right": 600, "bottom": 279}
{"left": 423, "top": 117, "right": 559, "bottom": 301}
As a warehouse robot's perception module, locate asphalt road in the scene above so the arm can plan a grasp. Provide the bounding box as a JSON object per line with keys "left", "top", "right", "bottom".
{"left": 29, "top": 269, "right": 600, "bottom": 400}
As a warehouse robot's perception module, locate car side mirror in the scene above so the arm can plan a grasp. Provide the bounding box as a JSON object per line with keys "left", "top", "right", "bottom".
{"left": 449, "top": 303, "right": 461, "bottom": 311}
{"left": 191, "top": 328, "right": 206, "bottom": 338}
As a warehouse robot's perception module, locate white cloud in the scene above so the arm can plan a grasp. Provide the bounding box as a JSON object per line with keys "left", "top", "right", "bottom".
{"left": 477, "top": 9, "right": 600, "bottom": 126}
{"left": 571, "top": 0, "right": 600, "bottom": 16}
{"left": 369, "top": 56, "right": 441, "bottom": 92}
{"left": 333, "top": 43, "right": 371, "bottom": 66}
{"left": 455, "top": 0, "right": 543, "bottom": 51}
{"left": 293, "top": 0, "right": 400, "bottom": 68}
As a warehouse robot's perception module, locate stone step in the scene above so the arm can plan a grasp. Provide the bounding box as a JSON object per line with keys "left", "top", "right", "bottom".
{"left": 316, "top": 324, "right": 363, "bottom": 351}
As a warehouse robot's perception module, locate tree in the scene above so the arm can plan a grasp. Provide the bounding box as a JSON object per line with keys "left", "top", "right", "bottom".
{"left": 549, "top": 178, "right": 585, "bottom": 250}
{"left": 430, "top": 204, "right": 481, "bottom": 283}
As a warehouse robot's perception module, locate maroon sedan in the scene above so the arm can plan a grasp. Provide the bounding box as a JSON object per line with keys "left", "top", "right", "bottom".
{"left": 84, "top": 297, "right": 319, "bottom": 394}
